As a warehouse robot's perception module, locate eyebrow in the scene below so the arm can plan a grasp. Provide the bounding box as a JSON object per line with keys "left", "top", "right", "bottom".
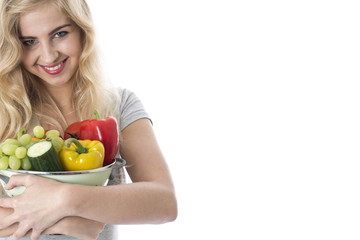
{"left": 19, "top": 24, "right": 72, "bottom": 39}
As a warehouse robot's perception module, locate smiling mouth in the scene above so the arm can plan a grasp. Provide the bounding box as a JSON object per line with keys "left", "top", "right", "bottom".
{"left": 39, "top": 57, "right": 68, "bottom": 75}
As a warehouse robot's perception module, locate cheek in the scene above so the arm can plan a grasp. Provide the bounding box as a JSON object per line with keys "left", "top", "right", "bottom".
{"left": 21, "top": 59, "right": 32, "bottom": 73}
{"left": 60, "top": 41, "right": 81, "bottom": 59}
{"left": 21, "top": 53, "right": 35, "bottom": 69}
{"left": 66, "top": 33, "right": 82, "bottom": 58}
{"left": 66, "top": 46, "right": 82, "bottom": 65}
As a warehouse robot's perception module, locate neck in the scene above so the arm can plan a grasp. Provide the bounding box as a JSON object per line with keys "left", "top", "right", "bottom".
{"left": 44, "top": 82, "right": 78, "bottom": 123}
{"left": 45, "top": 82, "right": 72, "bottom": 109}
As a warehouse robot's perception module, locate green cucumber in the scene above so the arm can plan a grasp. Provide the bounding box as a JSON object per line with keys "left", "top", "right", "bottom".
{"left": 25, "top": 139, "right": 41, "bottom": 149}
{"left": 27, "top": 140, "right": 63, "bottom": 171}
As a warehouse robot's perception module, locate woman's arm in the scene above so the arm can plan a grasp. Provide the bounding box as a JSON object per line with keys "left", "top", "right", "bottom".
{"left": 43, "top": 216, "right": 105, "bottom": 240}
{"left": 0, "top": 207, "right": 104, "bottom": 239}
{"left": 0, "top": 119, "right": 177, "bottom": 239}
{"left": 65, "top": 118, "right": 178, "bottom": 224}
{"left": 0, "top": 208, "right": 17, "bottom": 237}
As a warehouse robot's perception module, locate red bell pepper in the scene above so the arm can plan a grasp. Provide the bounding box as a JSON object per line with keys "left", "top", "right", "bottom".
{"left": 64, "top": 121, "right": 81, "bottom": 140}
{"left": 64, "top": 110, "right": 119, "bottom": 166}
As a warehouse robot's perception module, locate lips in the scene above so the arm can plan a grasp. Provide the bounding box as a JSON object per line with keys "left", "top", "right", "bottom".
{"left": 39, "top": 57, "right": 68, "bottom": 75}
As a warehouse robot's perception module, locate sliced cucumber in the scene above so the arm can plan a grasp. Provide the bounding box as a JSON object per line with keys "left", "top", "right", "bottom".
{"left": 27, "top": 141, "right": 63, "bottom": 171}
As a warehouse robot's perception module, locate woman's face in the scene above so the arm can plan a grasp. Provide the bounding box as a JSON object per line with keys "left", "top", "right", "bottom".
{"left": 19, "top": 2, "right": 82, "bottom": 87}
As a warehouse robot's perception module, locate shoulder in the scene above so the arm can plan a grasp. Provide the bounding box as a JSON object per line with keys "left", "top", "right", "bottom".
{"left": 116, "top": 87, "right": 131, "bottom": 100}
{"left": 115, "top": 88, "right": 142, "bottom": 114}
{"left": 114, "top": 87, "right": 151, "bottom": 131}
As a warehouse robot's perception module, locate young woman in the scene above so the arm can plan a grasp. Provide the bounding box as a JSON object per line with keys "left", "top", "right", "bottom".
{"left": 0, "top": 0, "right": 177, "bottom": 239}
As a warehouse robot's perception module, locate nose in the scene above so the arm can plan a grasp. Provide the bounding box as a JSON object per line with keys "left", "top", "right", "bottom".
{"left": 39, "top": 42, "right": 59, "bottom": 65}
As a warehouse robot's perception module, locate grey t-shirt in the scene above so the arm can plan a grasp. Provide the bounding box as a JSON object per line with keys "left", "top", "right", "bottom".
{"left": 0, "top": 88, "right": 150, "bottom": 240}
{"left": 117, "top": 88, "right": 151, "bottom": 131}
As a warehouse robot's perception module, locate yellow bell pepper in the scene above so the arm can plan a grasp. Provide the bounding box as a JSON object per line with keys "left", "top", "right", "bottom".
{"left": 59, "top": 138, "right": 104, "bottom": 171}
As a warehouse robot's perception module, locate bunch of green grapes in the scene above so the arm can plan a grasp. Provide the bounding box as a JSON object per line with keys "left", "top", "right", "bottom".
{"left": 32, "top": 125, "right": 64, "bottom": 153}
{"left": 44, "top": 129, "right": 64, "bottom": 153}
{"left": 0, "top": 126, "right": 64, "bottom": 170}
{"left": 0, "top": 129, "right": 32, "bottom": 170}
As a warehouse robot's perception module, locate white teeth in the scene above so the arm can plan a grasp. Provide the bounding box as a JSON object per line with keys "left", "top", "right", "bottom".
{"left": 44, "top": 61, "right": 63, "bottom": 71}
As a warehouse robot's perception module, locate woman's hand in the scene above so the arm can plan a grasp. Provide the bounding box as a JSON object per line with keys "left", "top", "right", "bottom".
{"left": 45, "top": 216, "right": 105, "bottom": 240}
{"left": 0, "top": 206, "right": 105, "bottom": 240}
{"left": 0, "top": 207, "right": 17, "bottom": 237}
{"left": 0, "top": 174, "right": 71, "bottom": 240}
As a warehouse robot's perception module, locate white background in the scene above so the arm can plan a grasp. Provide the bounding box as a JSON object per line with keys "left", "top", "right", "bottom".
{"left": 87, "top": 1, "right": 360, "bottom": 239}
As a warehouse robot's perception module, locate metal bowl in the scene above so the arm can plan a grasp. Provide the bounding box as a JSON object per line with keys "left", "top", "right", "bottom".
{"left": 0, "top": 158, "right": 126, "bottom": 197}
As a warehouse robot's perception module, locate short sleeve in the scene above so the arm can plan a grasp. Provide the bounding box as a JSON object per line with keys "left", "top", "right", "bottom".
{"left": 117, "top": 88, "right": 151, "bottom": 131}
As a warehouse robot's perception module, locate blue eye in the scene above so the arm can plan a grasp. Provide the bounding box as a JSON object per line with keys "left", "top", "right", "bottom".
{"left": 54, "top": 31, "right": 68, "bottom": 38}
{"left": 22, "top": 39, "right": 36, "bottom": 47}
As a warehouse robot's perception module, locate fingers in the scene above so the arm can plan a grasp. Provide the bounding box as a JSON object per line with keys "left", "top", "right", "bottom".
{"left": 30, "top": 229, "right": 41, "bottom": 240}
{"left": 0, "top": 211, "right": 18, "bottom": 230}
{"left": 11, "top": 223, "right": 34, "bottom": 240}
{"left": 5, "top": 174, "right": 32, "bottom": 190}
{"left": 0, "top": 214, "right": 43, "bottom": 240}
{"left": 0, "top": 197, "right": 14, "bottom": 208}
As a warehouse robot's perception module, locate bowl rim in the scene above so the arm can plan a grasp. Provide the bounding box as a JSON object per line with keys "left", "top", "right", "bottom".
{"left": 1, "top": 158, "right": 126, "bottom": 176}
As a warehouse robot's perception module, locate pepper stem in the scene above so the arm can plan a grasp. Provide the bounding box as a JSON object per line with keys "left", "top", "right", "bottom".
{"left": 17, "top": 128, "right": 27, "bottom": 140}
{"left": 94, "top": 109, "right": 101, "bottom": 119}
{"left": 64, "top": 138, "right": 88, "bottom": 154}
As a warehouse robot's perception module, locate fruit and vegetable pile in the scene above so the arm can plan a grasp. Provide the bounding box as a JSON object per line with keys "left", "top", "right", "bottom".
{"left": 0, "top": 110, "right": 119, "bottom": 172}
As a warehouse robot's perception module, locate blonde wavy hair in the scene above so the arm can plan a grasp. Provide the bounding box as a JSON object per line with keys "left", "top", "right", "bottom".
{"left": 0, "top": 0, "right": 120, "bottom": 141}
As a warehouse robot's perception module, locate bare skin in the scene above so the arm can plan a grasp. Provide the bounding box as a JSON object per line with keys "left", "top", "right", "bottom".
{"left": 0, "top": 119, "right": 177, "bottom": 239}
{"left": 0, "top": 207, "right": 105, "bottom": 239}
{"left": 0, "top": 2, "right": 177, "bottom": 239}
